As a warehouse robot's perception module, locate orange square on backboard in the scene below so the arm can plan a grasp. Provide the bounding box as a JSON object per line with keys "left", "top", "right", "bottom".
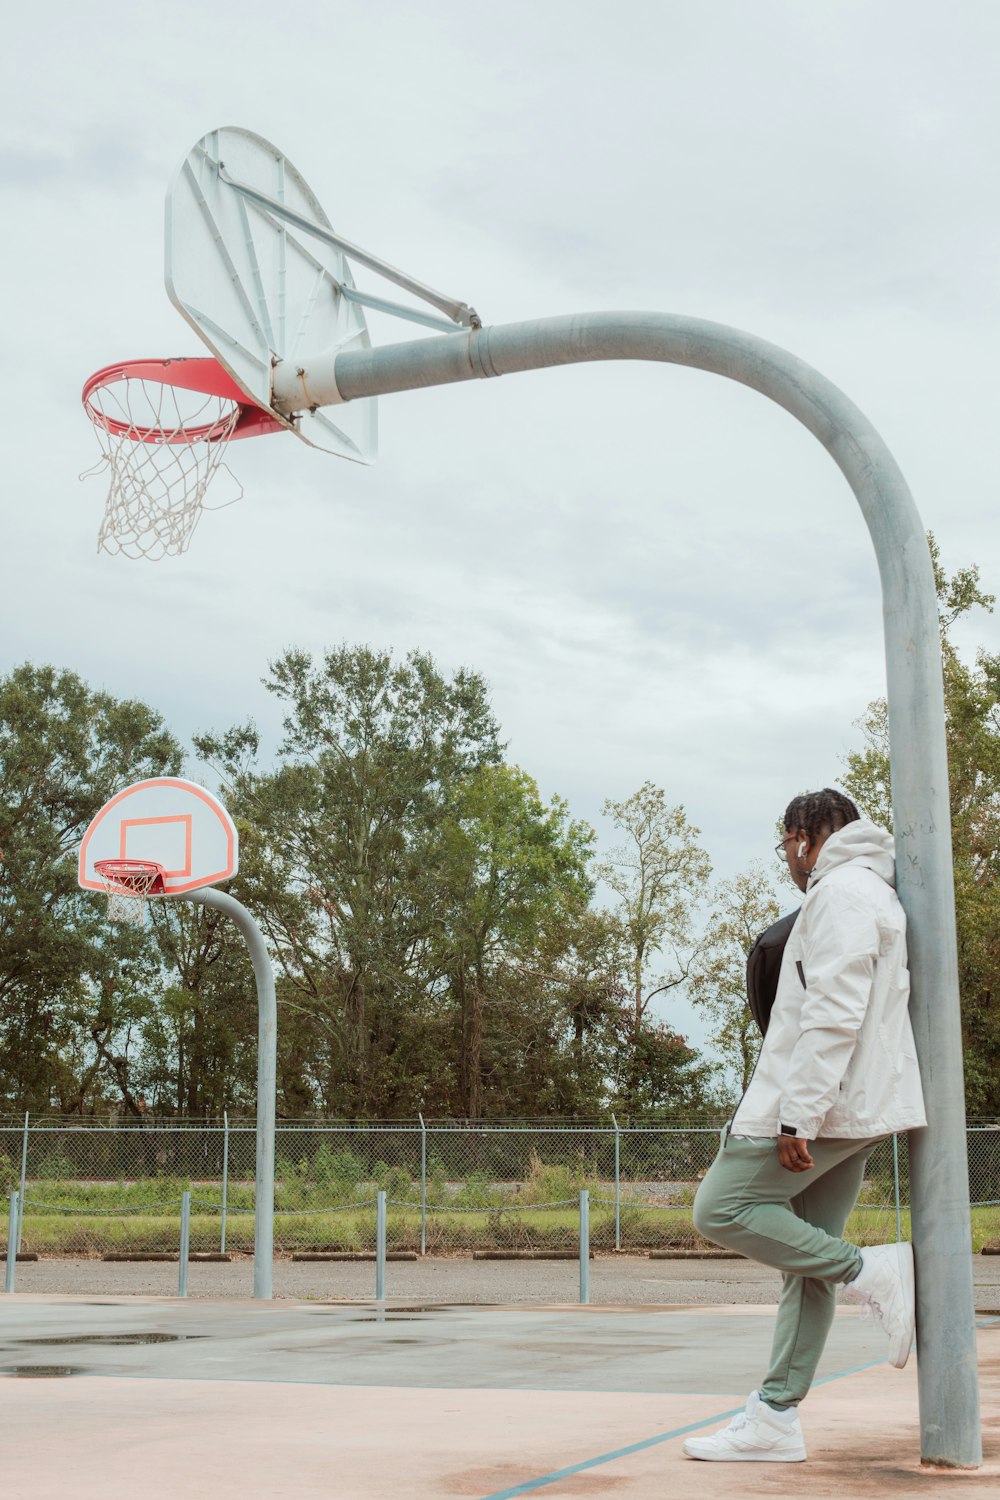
{"left": 120, "top": 815, "right": 193, "bottom": 879}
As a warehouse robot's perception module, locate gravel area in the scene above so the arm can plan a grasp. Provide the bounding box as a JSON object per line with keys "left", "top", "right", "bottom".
{"left": 9, "top": 1253, "right": 1000, "bottom": 1308}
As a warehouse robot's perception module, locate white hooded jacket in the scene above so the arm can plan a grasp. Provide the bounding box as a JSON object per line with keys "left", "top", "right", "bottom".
{"left": 731, "top": 820, "right": 926, "bottom": 1141}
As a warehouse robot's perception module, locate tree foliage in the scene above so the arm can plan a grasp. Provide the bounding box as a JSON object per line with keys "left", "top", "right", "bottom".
{"left": 596, "top": 782, "right": 712, "bottom": 1041}
{"left": 842, "top": 536, "right": 1000, "bottom": 1114}
{"left": 0, "top": 664, "right": 183, "bottom": 1111}
{"left": 689, "top": 863, "right": 785, "bottom": 1094}
{"left": 0, "top": 651, "right": 726, "bottom": 1120}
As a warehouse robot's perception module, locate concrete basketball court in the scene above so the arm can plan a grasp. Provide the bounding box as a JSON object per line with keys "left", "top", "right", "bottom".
{"left": 1, "top": 1293, "right": 998, "bottom": 1498}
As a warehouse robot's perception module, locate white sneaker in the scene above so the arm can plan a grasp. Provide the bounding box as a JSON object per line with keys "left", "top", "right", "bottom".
{"left": 682, "top": 1391, "right": 806, "bottom": 1462}
{"left": 842, "top": 1241, "right": 916, "bottom": 1368}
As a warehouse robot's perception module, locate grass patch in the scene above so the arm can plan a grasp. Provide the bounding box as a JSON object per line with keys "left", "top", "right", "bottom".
{"left": 11, "top": 1176, "right": 1000, "bottom": 1257}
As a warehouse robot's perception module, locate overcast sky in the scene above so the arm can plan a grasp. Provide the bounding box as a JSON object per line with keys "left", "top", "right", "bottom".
{"left": 3, "top": 1, "right": 998, "bottom": 1052}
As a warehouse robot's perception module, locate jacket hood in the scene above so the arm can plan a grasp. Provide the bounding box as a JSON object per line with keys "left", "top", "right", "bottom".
{"left": 808, "top": 819, "right": 896, "bottom": 888}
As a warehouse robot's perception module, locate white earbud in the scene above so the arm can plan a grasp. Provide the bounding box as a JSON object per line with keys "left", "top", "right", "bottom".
{"left": 797, "top": 842, "right": 807, "bottom": 857}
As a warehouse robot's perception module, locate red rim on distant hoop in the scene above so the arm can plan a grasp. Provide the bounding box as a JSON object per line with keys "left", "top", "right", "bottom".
{"left": 82, "top": 357, "right": 288, "bottom": 445}
{"left": 93, "top": 858, "right": 168, "bottom": 895}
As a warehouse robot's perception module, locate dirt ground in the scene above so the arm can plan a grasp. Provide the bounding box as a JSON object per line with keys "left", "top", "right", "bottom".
{"left": 9, "top": 1250, "right": 1000, "bottom": 1306}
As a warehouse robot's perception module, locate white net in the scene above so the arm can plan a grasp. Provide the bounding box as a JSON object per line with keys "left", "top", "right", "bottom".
{"left": 96, "top": 863, "right": 164, "bottom": 926}
{"left": 84, "top": 376, "right": 244, "bottom": 561}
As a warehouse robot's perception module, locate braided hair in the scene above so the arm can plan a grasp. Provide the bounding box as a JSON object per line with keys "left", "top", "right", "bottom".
{"left": 783, "top": 788, "right": 860, "bottom": 839}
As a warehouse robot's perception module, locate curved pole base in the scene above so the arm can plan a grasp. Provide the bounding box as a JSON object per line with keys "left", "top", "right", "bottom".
{"left": 178, "top": 886, "right": 276, "bottom": 1301}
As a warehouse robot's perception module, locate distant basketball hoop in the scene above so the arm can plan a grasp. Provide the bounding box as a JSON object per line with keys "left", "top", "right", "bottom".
{"left": 93, "top": 858, "right": 167, "bottom": 926}
{"left": 82, "top": 358, "right": 285, "bottom": 561}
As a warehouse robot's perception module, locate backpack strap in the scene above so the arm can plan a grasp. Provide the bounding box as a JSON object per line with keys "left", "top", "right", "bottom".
{"left": 745, "top": 908, "right": 800, "bottom": 1036}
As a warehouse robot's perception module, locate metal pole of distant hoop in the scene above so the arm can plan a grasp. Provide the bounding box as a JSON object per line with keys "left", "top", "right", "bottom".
{"left": 579, "top": 1189, "right": 590, "bottom": 1306}
{"left": 611, "top": 1114, "right": 621, "bottom": 1253}
{"left": 375, "top": 1190, "right": 387, "bottom": 1304}
{"left": 418, "top": 1113, "right": 427, "bottom": 1258}
{"left": 273, "top": 312, "right": 981, "bottom": 1468}
{"left": 221, "top": 1109, "right": 230, "bottom": 1255}
{"left": 179, "top": 886, "right": 276, "bottom": 1300}
{"left": 16, "top": 1111, "right": 28, "bottom": 1254}
{"left": 5, "top": 1192, "right": 18, "bottom": 1293}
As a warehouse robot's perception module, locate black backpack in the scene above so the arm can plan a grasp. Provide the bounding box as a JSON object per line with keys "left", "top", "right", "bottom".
{"left": 746, "top": 909, "right": 800, "bottom": 1036}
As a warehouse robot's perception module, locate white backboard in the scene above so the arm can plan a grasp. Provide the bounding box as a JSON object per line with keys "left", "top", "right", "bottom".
{"left": 165, "top": 125, "right": 377, "bottom": 463}
{"left": 79, "top": 777, "right": 238, "bottom": 896}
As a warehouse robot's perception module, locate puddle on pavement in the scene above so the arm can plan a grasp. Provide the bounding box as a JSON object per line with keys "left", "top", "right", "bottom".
{"left": 16, "top": 1332, "right": 205, "bottom": 1347}
{"left": 278, "top": 1335, "right": 451, "bottom": 1351}
{"left": 349, "top": 1315, "right": 428, "bottom": 1323}
{"left": 314, "top": 1304, "right": 457, "bottom": 1315}
{"left": 1, "top": 1366, "right": 86, "bottom": 1378}
{"left": 384, "top": 1337, "right": 449, "bottom": 1345}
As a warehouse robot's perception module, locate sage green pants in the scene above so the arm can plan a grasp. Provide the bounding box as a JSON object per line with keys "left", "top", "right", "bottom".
{"left": 692, "top": 1134, "right": 883, "bottom": 1409}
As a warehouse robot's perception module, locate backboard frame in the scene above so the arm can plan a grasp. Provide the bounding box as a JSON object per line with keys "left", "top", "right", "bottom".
{"left": 164, "top": 125, "right": 377, "bottom": 463}
{"left": 78, "top": 777, "right": 238, "bottom": 896}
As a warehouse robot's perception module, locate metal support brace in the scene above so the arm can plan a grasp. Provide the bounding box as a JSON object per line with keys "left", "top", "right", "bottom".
{"left": 217, "top": 163, "right": 480, "bottom": 330}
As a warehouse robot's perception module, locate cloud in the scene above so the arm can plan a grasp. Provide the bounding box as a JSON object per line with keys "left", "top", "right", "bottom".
{"left": 0, "top": 136, "right": 153, "bottom": 191}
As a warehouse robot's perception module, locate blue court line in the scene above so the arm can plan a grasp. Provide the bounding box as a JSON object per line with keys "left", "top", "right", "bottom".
{"left": 478, "top": 1355, "right": 889, "bottom": 1500}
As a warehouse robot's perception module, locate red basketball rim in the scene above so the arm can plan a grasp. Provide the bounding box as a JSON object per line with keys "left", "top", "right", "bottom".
{"left": 82, "top": 357, "right": 288, "bottom": 445}
{"left": 94, "top": 858, "right": 167, "bottom": 894}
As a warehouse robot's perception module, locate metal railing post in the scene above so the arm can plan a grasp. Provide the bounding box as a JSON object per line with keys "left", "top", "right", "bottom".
{"left": 376, "top": 1189, "right": 387, "bottom": 1303}
{"left": 5, "top": 1192, "right": 18, "bottom": 1293}
{"left": 579, "top": 1189, "right": 590, "bottom": 1305}
{"left": 419, "top": 1114, "right": 427, "bottom": 1256}
{"left": 178, "top": 1190, "right": 191, "bottom": 1297}
{"left": 611, "top": 1114, "right": 621, "bottom": 1252}
{"left": 220, "top": 1110, "right": 230, "bottom": 1254}
{"left": 892, "top": 1133, "right": 903, "bottom": 1244}
{"left": 16, "top": 1111, "right": 28, "bottom": 1254}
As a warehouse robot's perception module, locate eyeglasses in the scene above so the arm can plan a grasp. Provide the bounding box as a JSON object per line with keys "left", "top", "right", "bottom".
{"left": 775, "top": 835, "right": 795, "bottom": 856}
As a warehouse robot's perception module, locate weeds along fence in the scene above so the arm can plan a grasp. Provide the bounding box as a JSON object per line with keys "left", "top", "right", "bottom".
{"left": 2, "top": 1118, "right": 1000, "bottom": 1261}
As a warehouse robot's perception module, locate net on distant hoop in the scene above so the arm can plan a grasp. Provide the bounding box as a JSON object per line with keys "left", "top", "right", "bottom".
{"left": 83, "top": 371, "right": 244, "bottom": 561}
{"left": 94, "top": 859, "right": 166, "bottom": 926}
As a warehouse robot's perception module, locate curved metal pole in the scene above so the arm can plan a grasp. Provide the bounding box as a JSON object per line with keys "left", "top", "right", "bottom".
{"left": 275, "top": 312, "right": 980, "bottom": 1467}
{"left": 179, "top": 886, "right": 276, "bottom": 1300}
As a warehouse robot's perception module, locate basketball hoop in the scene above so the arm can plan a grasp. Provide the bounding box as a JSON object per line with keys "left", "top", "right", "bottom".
{"left": 94, "top": 859, "right": 167, "bottom": 926}
{"left": 82, "top": 358, "right": 287, "bottom": 561}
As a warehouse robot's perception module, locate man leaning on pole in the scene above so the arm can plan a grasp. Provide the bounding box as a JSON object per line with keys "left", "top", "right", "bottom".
{"left": 684, "top": 788, "right": 925, "bottom": 1464}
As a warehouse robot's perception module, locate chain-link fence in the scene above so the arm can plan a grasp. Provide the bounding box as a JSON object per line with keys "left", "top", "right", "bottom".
{"left": 3, "top": 1118, "right": 1000, "bottom": 1265}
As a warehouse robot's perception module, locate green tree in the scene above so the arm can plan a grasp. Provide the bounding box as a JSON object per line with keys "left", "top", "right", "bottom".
{"left": 596, "top": 782, "right": 711, "bottom": 1033}
{"left": 689, "top": 863, "right": 786, "bottom": 1095}
{"left": 433, "top": 763, "right": 596, "bottom": 1116}
{"left": 595, "top": 782, "right": 714, "bottom": 1115}
{"left": 842, "top": 537, "right": 1000, "bottom": 1114}
{"left": 196, "top": 645, "right": 505, "bottom": 1115}
{"left": 0, "top": 663, "right": 182, "bottom": 1112}
{"left": 605, "top": 1014, "right": 721, "bottom": 1119}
